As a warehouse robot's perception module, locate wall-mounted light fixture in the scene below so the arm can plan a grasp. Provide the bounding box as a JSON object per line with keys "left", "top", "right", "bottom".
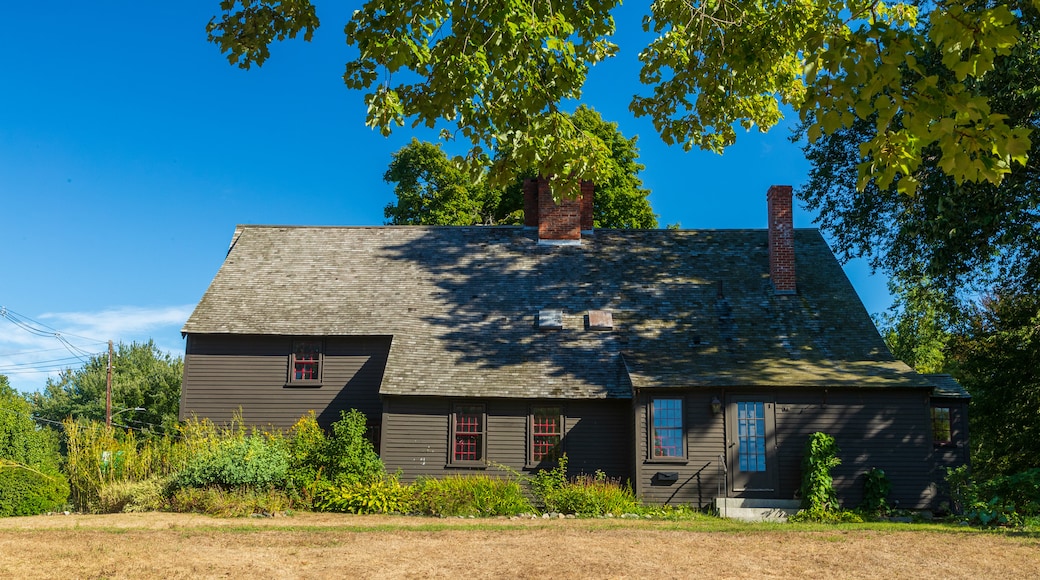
{"left": 711, "top": 396, "right": 723, "bottom": 415}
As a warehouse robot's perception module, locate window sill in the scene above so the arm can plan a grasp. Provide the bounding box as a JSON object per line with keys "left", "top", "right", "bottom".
{"left": 446, "top": 462, "right": 487, "bottom": 469}
{"left": 284, "top": 382, "right": 324, "bottom": 388}
{"left": 645, "top": 458, "right": 689, "bottom": 465}
{"left": 525, "top": 461, "right": 561, "bottom": 470}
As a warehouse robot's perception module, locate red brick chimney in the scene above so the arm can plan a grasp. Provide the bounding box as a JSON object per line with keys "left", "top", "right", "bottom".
{"left": 522, "top": 177, "right": 594, "bottom": 244}
{"left": 767, "top": 185, "right": 796, "bottom": 295}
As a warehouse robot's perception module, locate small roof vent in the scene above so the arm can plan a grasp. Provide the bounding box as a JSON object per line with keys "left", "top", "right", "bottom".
{"left": 588, "top": 310, "right": 614, "bottom": 330}
{"left": 538, "top": 309, "right": 564, "bottom": 330}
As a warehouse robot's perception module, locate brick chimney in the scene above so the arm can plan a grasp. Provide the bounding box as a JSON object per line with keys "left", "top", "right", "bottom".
{"left": 767, "top": 185, "right": 796, "bottom": 295}
{"left": 522, "top": 177, "right": 594, "bottom": 244}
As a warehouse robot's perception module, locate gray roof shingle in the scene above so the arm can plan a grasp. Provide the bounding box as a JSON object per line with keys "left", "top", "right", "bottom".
{"left": 925, "top": 374, "right": 972, "bottom": 399}
{"left": 183, "top": 225, "right": 932, "bottom": 398}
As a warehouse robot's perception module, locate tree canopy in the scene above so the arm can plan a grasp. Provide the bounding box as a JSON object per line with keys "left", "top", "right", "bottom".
{"left": 384, "top": 106, "right": 658, "bottom": 228}
{"left": 947, "top": 292, "right": 1040, "bottom": 478}
{"left": 209, "top": 0, "right": 1036, "bottom": 194}
{"left": 29, "top": 341, "right": 183, "bottom": 435}
{"left": 800, "top": 1, "right": 1040, "bottom": 305}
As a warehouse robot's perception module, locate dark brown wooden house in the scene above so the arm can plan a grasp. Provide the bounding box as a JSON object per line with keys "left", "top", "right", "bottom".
{"left": 181, "top": 182, "right": 969, "bottom": 510}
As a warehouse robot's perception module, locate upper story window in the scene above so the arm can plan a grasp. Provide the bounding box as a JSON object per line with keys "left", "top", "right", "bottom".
{"left": 288, "top": 340, "right": 323, "bottom": 385}
{"left": 650, "top": 397, "right": 685, "bottom": 460}
{"left": 529, "top": 406, "right": 563, "bottom": 465}
{"left": 450, "top": 404, "right": 486, "bottom": 466}
{"left": 932, "top": 406, "right": 952, "bottom": 445}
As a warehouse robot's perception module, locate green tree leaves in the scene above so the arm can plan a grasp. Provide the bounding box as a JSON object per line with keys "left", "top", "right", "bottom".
{"left": 948, "top": 292, "right": 1040, "bottom": 478}
{"left": 209, "top": 1, "right": 1035, "bottom": 193}
{"left": 29, "top": 341, "right": 183, "bottom": 434}
{"left": 798, "top": 2, "right": 1040, "bottom": 302}
{"left": 206, "top": 0, "right": 320, "bottom": 69}
{"left": 0, "top": 376, "right": 69, "bottom": 516}
{"left": 383, "top": 107, "right": 658, "bottom": 228}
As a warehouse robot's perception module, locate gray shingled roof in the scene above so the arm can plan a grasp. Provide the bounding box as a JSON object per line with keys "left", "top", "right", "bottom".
{"left": 925, "top": 374, "right": 972, "bottom": 399}
{"left": 183, "top": 225, "right": 932, "bottom": 398}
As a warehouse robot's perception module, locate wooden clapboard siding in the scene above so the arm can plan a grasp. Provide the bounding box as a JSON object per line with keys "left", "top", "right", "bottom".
{"left": 380, "top": 396, "right": 631, "bottom": 484}
{"left": 633, "top": 392, "right": 726, "bottom": 509}
{"left": 633, "top": 388, "right": 939, "bottom": 509}
{"left": 774, "top": 389, "right": 934, "bottom": 509}
{"left": 181, "top": 334, "right": 389, "bottom": 429}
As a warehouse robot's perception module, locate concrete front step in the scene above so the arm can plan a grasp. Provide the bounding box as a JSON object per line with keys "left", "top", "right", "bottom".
{"left": 715, "top": 498, "right": 801, "bottom": 522}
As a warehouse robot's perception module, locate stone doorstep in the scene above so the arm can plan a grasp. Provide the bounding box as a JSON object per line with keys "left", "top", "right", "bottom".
{"left": 714, "top": 498, "right": 802, "bottom": 522}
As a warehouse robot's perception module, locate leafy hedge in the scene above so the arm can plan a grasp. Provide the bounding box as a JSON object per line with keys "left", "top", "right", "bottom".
{"left": 0, "top": 464, "right": 69, "bottom": 516}
{"left": 1, "top": 379, "right": 69, "bottom": 515}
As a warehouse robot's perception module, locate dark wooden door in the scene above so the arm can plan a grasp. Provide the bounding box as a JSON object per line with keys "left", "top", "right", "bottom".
{"left": 727, "top": 398, "right": 778, "bottom": 494}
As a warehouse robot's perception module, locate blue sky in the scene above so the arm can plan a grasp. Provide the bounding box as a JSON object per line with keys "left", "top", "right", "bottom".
{"left": 0, "top": 2, "right": 890, "bottom": 392}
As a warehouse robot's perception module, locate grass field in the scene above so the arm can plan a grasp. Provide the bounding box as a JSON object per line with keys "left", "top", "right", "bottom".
{"left": 1, "top": 512, "right": 1038, "bottom": 579}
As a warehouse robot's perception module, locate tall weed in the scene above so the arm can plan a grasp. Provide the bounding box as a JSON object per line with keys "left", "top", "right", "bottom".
{"left": 63, "top": 419, "right": 181, "bottom": 512}
{"left": 531, "top": 455, "right": 640, "bottom": 516}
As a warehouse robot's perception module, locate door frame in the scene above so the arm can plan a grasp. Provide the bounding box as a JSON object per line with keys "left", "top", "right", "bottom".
{"left": 725, "top": 394, "right": 779, "bottom": 496}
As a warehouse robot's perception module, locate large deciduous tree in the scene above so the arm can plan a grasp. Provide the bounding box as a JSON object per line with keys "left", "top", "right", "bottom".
{"left": 208, "top": 1, "right": 1035, "bottom": 194}
{"left": 29, "top": 341, "right": 183, "bottom": 434}
{"left": 799, "top": 1, "right": 1040, "bottom": 303}
{"left": 947, "top": 292, "right": 1040, "bottom": 478}
{"left": 384, "top": 106, "right": 658, "bottom": 228}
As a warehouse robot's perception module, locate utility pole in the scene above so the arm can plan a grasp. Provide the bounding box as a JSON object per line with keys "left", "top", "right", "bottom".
{"left": 106, "top": 340, "right": 113, "bottom": 427}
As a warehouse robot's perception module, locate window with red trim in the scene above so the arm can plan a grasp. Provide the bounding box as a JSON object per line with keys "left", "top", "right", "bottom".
{"left": 932, "top": 406, "right": 952, "bottom": 445}
{"left": 530, "top": 406, "right": 562, "bottom": 464}
{"left": 289, "top": 340, "right": 322, "bottom": 384}
{"left": 451, "top": 404, "right": 485, "bottom": 464}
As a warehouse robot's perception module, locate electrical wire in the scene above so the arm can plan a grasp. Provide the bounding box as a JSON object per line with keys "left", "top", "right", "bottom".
{"left": 0, "top": 306, "right": 108, "bottom": 361}
{"left": 0, "top": 355, "right": 103, "bottom": 371}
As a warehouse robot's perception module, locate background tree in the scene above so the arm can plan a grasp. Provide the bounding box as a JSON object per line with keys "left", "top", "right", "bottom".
{"left": 29, "top": 341, "right": 183, "bottom": 434}
{"left": 383, "top": 139, "right": 512, "bottom": 226}
{"left": 878, "top": 280, "right": 951, "bottom": 375}
{"left": 946, "top": 292, "right": 1040, "bottom": 478}
{"left": 385, "top": 106, "right": 658, "bottom": 228}
{"left": 208, "top": 0, "right": 1033, "bottom": 194}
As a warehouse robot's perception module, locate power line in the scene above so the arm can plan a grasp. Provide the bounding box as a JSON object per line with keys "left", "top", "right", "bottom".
{"left": 0, "top": 307, "right": 108, "bottom": 344}
{"left": 0, "top": 306, "right": 108, "bottom": 361}
{"left": 0, "top": 355, "right": 103, "bottom": 371}
{"left": 0, "top": 346, "right": 87, "bottom": 357}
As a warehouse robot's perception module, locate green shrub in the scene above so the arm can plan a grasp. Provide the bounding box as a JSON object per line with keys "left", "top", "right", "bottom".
{"left": 796, "top": 432, "right": 841, "bottom": 520}
{"left": 0, "top": 464, "right": 70, "bottom": 516}
{"left": 0, "top": 379, "right": 69, "bottom": 516}
{"left": 172, "top": 434, "right": 289, "bottom": 490}
{"left": 326, "top": 410, "right": 385, "bottom": 485}
{"left": 286, "top": 412, "right": 330, "bottom": 501}
{"left": 531, "top": 455, "right": 640, "bottom": 516}
{"left": 97, "top": 477, "right": 168, "bottom": 513}
{"left": 860, "top": 467, "right": 891, "bottom": 515}
{"left": 946, "top": 466, "right": 1040, "bottom": 526}
{"left": 408, "top": 474, "right": 533, "bottom": 516}
{"left": 980, "top": 469, "right": 1040, "bottom": 517}
{"left": 316, "top": 477, "right": 412, "bottom": 514}
{"left": 169, "top": 485, "right": 294, "bottom": 517}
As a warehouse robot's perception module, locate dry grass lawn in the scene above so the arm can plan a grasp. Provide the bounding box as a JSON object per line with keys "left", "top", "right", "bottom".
{"left": 1, "top": 512, "right": 1037, "bottom": 579}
